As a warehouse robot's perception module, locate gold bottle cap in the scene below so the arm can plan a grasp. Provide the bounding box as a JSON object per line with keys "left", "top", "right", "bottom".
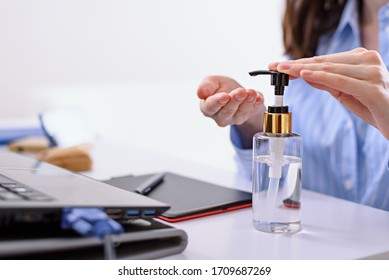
{"left": 263, "top": 111, "right": 291, "bottom": 134}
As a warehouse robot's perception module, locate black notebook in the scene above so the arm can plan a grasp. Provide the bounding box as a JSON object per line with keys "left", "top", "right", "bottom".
{"left": 104, "top": 172, "right": 252, "bottom": 222}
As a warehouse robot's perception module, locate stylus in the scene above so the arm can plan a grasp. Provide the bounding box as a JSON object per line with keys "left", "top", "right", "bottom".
{"left": 134, "top": 172, "right": 165, "bottom": 195}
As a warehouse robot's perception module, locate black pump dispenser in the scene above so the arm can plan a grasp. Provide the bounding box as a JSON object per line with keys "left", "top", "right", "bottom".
{"left": 249, "top": 70, "right": 289, "bottom": 113}
{"left": 249, "top": 70, "right": 291, "bottom": 134}
{"left": 249, "top": 70, "right": 289, "bottom": 95}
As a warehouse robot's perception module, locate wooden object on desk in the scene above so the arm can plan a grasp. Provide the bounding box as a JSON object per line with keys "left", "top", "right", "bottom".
{"left": 37, "top": 144, "right": 93, "bottom": 172}
{"left": 8, "top": 136, "right": 49, "bottom": 153}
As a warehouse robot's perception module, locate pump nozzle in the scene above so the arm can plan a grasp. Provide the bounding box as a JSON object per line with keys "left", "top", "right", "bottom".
{"left": 249, "top": 70, "right": 289, "bottom": 97}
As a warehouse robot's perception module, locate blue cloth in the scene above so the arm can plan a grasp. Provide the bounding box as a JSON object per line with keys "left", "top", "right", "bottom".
{"left": 0, "top": 127, "right": 45, "bottom": 145}
{"left": 62, "top": 208, "right": 123, "bottom": 238}
{"left": 231, "top": 0, "right": 389, "bottom": 210}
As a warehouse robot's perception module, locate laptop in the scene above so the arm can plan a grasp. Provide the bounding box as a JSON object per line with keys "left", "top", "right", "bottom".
{"left": 0, "top": 150, "right": 170, "bottom": 226}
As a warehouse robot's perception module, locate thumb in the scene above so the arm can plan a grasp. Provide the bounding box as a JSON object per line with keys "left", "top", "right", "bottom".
{"left": 197, "top": 76, "right": 220, "bottom": 99}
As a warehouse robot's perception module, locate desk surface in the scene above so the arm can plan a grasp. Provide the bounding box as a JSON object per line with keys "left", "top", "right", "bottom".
{"left": 86, "top": 139, "right": 389, "bottom": 260}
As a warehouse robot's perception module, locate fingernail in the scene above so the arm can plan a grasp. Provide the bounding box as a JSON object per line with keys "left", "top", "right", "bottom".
{"left": 268, "top": 62, "right": 279, "bottom": 69}
{"left": 220, "top": 99, "right": 229, "bottom": 105}
{"left": 301, "top": 70, "right": 313, "bottom": 76}
{"left": 255, "top": 95, "right": 263, "bottom": 103}
{"left": 218, "top": 94, "right": 229, "bottom": 104}
{"left": 234, "top": 94, "right": 246, "bottom": 101}
{"left": 246, "top": 96, "right": 255, "bottom": 102}
{"left": 278, "top": 63, "right": 292, "bottom": 70}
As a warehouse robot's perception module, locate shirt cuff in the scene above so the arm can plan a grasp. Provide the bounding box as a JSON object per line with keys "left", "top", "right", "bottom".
{"left": 230, "top": 125, "right": 245, "bottom": 149}
{"left": 230, "top": 126, "right": 252, "bottom": 179}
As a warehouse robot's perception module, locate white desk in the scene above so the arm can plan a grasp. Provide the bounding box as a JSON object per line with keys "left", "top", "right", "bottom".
{"left": 85, "top": 139, "right": 389, "bottom": 260}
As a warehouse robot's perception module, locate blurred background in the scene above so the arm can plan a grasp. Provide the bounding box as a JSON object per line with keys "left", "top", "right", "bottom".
{"left": 0, "top": 0, "right": 285, "bottom": 172}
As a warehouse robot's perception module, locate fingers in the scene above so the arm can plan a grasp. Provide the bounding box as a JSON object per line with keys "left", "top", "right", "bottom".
{"left": 278, "top": 52, "right": 380, "bottom": 71}
{"left": 282, "top": 48, "right": 368, "bottom": 65}
{"left": 200, "top": 88, "right": 264, "bottom": 126}
{"left": 269, "top": 49, "right": 386, "bottom": 86}
{"left": 200, "top": 92, "right": 230, "bottom": 117}
{"left": 197, "top": 75, "right": 265, "bottom": 126}
{"left": 197, "top": 75, "right": 243, "bottom": 99}
{"left": 305, "top": 80, "right": 375, "bottom": 125}
{"left": 217, "top": 89, "right": 257, "bottom": 124}
{"left": 268, "top": 62, "right": 299, "bottom": 80}
{"left": 276, "top": 62, "right": 379, "bottom": 81}
{"left": 299, "top": 70, "right": 376, "bottom": 103}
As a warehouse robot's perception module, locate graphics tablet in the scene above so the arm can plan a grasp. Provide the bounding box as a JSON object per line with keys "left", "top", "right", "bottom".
{"left": 104, "top": 172, "right": 252, "bottom": 222}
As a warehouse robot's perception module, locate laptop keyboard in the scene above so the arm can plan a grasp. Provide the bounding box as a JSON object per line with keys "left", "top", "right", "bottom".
{"left": 0, "top": 175, "right": 53, "bottom": 201}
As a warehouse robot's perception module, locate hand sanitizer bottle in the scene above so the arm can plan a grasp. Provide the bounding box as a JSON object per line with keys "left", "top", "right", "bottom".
{"left": 249, "top": 70, "right": 302, "bottom": 234}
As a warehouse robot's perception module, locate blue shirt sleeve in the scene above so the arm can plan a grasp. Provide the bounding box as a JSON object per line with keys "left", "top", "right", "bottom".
{"left": 230, "top": 125, "right": 252, "bottom": 179}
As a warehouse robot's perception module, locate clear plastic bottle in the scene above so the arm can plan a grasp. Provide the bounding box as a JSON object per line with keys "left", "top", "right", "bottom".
{"left": 252, "top": 132, "right": 302, "bottom": 233}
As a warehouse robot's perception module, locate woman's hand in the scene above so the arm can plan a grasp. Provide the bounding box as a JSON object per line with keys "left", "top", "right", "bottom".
{"left": 197, "top": 75, "right": 266, "bottom": 148}
{"left": 269, "top": 48, "right": 389, "bottom": 139}
{"left": 197, "top": 75, "right": 264, "bottom": 127}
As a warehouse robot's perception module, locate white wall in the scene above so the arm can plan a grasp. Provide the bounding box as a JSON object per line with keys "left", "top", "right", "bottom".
{"left": 0, "top": 0, "right": 285, "bottom": 172}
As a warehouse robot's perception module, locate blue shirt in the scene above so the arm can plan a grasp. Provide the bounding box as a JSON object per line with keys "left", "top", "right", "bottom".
{"left": 231, "top": 0, "right": 389, "bottom": 211}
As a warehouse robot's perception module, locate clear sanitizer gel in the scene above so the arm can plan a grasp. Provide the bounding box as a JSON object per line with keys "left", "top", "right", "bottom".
{"left": 249, "top": 70, "right": 302, "bottom": 234}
